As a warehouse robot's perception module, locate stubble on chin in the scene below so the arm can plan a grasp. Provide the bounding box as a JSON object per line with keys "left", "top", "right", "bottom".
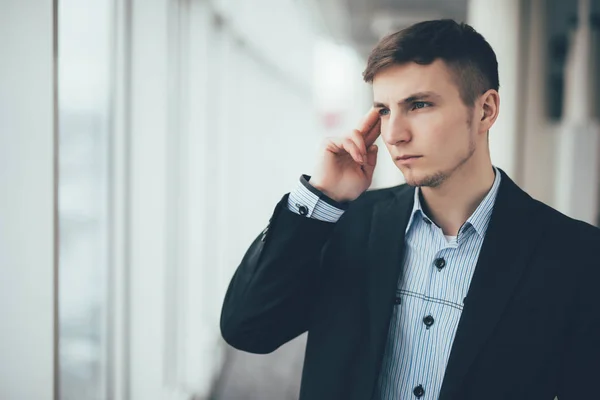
{"left": 402, "top": 168, "right": 447, "bottom": 188}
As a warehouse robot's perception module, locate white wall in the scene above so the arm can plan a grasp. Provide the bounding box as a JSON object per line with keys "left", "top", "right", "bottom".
{"left": 0, "top": 1, "right": 56, "bottom": 399}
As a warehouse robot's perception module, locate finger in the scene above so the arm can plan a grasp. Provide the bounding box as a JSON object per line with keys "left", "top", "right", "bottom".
{"left": 366, "top": 144, "right": 378, "bottom": 166}
{"left": 350, "top": 129, "right": 368, "bottom": 157}
{"left": 362, "top": 144, "right": 379, "bottom": 178}
{"left": 326, "top": 137, "right": 365, "bottom": 164}
{"left": 324, "top": 137, "right": 344, "bottom": 154}
{"left": 364, "top": 119, "right": 381, "bottom": 148}
{"left": 356, "top": 107, "right": 380, "bottom": 135}
{"left": 341, "top": 137, "right": 364, "bottom": 164}
{"left": 325, "top": 137, "right": 363, "bottom": 163}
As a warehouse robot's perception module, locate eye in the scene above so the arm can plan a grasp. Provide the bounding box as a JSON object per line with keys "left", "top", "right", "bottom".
{"left": 378, "top": 108, "right": 390, "bottom": 116}
{"left": 411, "top": 101, "right": 431, "bottom": 110}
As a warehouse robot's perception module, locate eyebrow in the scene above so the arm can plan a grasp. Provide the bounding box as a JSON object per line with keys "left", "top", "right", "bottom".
{"left": 373, "top": 91, "right": 441, "bottom": 108}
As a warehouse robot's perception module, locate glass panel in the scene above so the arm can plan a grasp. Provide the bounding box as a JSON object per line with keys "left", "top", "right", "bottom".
{"left": 58, "top": 0, "right": 113, "bottom": 399}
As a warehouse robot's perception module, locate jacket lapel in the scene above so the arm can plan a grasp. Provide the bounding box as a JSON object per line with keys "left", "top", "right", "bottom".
{"left": 360, "top": 185, "right": 415, "bottom": 397}
{"left": 438, "top": 171, "right": 545, "bottom": 400}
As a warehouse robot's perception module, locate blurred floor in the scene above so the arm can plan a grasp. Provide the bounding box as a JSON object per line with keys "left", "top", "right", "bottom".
{"left": 211, "top": 334, "right": 307, "bottom": 400}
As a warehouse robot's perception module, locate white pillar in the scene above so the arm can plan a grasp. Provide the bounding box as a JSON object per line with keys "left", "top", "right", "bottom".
{"left": 468, "top": 0, "right": 523, "bottom": 180}
{"left": 128, "top": 0, "right": 170, "bottom": 398}
{"left": 0, "top": 1, "right": 56, "bottom": 399}
{"left": 520, "top": 0, "right": 559, "bottom": 206}
{"left": 554, "top": 0, "right": 600, "bottom": 224}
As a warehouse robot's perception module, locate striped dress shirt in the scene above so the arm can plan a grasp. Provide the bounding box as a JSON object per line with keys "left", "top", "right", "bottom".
{"left": 288, "top": 167, "right": 502, "bottom": 400}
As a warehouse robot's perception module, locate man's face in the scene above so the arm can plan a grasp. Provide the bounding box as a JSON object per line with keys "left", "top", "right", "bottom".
{"left": 373, "top": 60, "right": 479, "bottom": 188}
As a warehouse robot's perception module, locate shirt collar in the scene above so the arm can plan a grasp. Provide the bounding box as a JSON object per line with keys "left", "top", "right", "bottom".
{"left": 405, "top": 166, "right": 502, "bottom": 238}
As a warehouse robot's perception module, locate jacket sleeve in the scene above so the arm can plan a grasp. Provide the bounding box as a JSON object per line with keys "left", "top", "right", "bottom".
{"left": 556, "top": 227, "right": 600, "bottom": 399}
{"left": 219, "top": 193, "right": 338, "bottom": 354}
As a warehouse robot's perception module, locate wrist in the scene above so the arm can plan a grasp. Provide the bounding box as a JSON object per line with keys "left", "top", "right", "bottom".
{"left": 309, "top": 180, "right": 347, "bottom": 203}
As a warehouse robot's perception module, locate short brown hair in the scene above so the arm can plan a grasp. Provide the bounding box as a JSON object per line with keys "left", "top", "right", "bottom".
{"left": 363, "top": 19, "right": 499, "bottom": 106}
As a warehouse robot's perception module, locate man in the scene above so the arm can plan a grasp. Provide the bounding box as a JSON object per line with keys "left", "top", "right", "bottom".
{"left": 220, "top": 19, "right": 600, "bottom": 400}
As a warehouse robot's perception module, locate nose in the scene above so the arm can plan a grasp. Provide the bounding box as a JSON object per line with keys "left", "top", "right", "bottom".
{"left": 381, "top": 112, "right": 411, "bottom": 146}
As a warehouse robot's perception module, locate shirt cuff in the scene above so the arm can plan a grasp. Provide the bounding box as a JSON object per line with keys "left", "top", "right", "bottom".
{"left": 286, "top": 175, "right": 347, "bottom": 223}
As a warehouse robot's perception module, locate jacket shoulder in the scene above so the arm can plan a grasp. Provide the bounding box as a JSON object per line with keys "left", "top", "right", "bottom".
{"left": 532, "top": 198, "right": 600, "bottom": 249}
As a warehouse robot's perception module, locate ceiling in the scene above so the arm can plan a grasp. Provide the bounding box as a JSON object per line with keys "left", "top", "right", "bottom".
{"left": 314, "top": 0, "right": 469, "bottom": 58}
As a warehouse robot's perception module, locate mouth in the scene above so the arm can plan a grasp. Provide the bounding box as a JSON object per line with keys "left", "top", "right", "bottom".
{"left": 395, "top": 155, "right": 422, "bottom": 165}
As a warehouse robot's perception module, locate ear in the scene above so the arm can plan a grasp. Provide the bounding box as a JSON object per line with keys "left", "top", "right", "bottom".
{"left": 478, "top": 89, "right": 500, "bottom": 134}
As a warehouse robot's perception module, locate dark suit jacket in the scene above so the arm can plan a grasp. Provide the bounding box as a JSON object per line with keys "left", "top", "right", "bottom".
{"left": 220, "top": 169, "right": 600, "bottom": 400}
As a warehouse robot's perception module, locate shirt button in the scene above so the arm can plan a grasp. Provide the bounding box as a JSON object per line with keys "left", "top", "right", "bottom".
{"left": 394, "top": 297, "right": 401, "bottom": 305}
{"left": 297, "top": 205, "right": 308, "bottom": 215}
{"left": 423, "top": 315, "right": 434, "bottom": 329}
{"left": 413, "top": 384, "right": 425, "bottom": 398}
{"left": 434, "top": 257, "right": 446, "bottom": 270}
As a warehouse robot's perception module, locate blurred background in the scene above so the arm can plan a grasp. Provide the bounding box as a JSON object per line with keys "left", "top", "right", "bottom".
{"left": 1, "top": 0, "right": 599, "bottom": 399}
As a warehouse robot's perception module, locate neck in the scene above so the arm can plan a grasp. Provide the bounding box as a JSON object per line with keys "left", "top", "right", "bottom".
{"left": 419, "top": 160, "right": 496, "bottom": 236}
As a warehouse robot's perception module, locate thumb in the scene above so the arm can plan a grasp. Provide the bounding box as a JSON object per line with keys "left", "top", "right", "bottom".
{"left": 362, "top": 144, "right": 378, "bottom": 178}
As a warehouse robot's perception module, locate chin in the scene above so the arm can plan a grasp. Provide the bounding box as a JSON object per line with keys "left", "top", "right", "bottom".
{"left": 400, "top": 167, "right": 446, "bottom": 188}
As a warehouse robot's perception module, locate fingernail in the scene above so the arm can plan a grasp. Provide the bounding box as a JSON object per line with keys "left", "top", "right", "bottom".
{"left": 358, "top": 155, "right": 364, "bottom": 164}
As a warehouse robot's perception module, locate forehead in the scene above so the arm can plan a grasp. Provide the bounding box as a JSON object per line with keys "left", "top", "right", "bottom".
{"left": 372, "top": 59, "right": 460, "bottom": 101}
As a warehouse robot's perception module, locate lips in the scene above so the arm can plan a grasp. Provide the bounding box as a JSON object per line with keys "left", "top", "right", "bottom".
{"left": 395, "top": 155, "right": 422, "bottom": 165}
{"left": 396, "top": 155, "right": 422, "bottom": 160}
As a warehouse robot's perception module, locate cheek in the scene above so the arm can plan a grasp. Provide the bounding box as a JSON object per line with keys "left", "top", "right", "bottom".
{"left": 412, "top": 112, "right": 470, "bottom": 164}
{"left": 410, "top": 113, "right": 448, "bottom": 147}
{"left": 414, "top": 109, "right": 465, "bottom": 142}
{"left": 380, "top": 117, "right": 389, "bottom": 132}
